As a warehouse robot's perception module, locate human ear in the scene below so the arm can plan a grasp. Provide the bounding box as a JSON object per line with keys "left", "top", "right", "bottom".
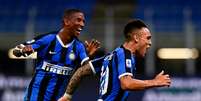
{"left": 133, "top": 34, "right": 139, "bottom": 43}
{"left": 63, "top": 18, "right": 70, "bottom": 26}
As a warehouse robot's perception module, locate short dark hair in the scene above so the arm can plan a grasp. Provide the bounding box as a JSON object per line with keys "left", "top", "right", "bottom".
{"left": 123, "top": 19, "right": 148, "bottom": 40}
{"left": 63, "top": 9, "right": 83, "bottom": 18}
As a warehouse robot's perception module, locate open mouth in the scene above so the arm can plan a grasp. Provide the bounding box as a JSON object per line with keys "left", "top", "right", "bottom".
{"left": 76, "top": 28, "right": 83, "bottom": 34}
{"left": 77, "top": 28, "right": 82, "bottom": 32}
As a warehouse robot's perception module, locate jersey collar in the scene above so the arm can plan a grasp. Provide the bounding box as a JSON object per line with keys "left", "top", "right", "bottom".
{"left": 56, "top": 35, "right": 75, "bottom": 48}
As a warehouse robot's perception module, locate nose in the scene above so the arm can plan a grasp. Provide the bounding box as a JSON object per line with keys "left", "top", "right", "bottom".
{"left": 80, "top": 21, "right": 85, "bottom": 27}
{"left": 148, "top": 40, "right": 152, "bottom": 48}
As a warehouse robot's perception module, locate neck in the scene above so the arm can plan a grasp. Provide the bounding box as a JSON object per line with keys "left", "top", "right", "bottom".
{"left": 58, "top": 28, "right": 74, "bottom": 45}
{"left": 123, "top": 41, "right": 136, "bottom": 54}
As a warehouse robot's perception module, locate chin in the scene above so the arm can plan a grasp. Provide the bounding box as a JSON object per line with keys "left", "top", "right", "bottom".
{"left": 140, "top": 53, "right": 146, "bottom": 58}
{"left": 136, "top": 54, "right": 143, "bottom": 58}
{"left": 75, "top": 33, "right": 80, "bottom": 37}
{"left": 140, "top": 55, "right": 145, "bottom": 58}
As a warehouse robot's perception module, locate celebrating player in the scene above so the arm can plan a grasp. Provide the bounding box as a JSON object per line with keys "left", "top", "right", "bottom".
{"left": 58, "top": 19, "right": 171, "bottom": 101}
{"left": 13, "top": 9, "right": 100, "bottom": 101}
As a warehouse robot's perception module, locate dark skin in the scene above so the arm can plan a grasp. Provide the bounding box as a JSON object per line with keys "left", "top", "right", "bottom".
{"left": 85, "top": 39, "right": 100, "bottom": 56}
{"left": 59, "top": 12, "right": 85, "bottom": 45}
{"left": 18, "top": 12, "right": 100, "bottom": 58}
{"left": 13, "top": 11, "right": 100, "bottom": 101}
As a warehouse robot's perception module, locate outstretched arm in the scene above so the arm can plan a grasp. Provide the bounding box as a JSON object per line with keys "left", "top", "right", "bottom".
{"left": 120, "top": 71, "right": 171, "bottom": 91}
{"left": 58, "top": 63, "right": 94, "bottom": 101}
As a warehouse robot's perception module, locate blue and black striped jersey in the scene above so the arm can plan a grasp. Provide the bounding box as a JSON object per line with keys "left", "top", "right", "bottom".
{"left": 29, "top": 32, "right": 89, "bottom": 70}
{"left": 90, "top": 45, "right": 136, "bottom": 101}
{"left": 24, "top": 31, "right": 89, "bottom": 101}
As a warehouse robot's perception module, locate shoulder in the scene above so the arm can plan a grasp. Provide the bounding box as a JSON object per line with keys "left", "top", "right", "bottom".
{"left": 114, "top": 46, "right": 124, "bottom": 55}
{"left": 39, "top": 33, "right": 57, "bottom": 42}
{"left": 25, "top": 31, "right": 58, "bottom": 44}
{"left": 34, "top": 31, "right": 58, "bottom": 40}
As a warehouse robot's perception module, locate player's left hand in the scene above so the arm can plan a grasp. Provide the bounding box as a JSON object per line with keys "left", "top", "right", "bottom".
{"left": 154, "top": 70, "right": 171, "bottom": 87}
{"left": 85, "top": 39, "right": 100, "bottom": 57}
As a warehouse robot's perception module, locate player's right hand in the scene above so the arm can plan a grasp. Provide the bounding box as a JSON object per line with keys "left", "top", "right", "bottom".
{"left": 13, "top": 44, "right": 34, "bottom": 57}
{"left": 153, "top": 70, "right": 171, "bottom": 87}
{"left": 22, "top": 45, "right": 34, "bottom": 54}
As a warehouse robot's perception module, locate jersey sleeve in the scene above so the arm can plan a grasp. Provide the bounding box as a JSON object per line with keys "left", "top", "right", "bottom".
{"left": 89, "top": 56, "right": 105, "bottom": 75}
{"left": 30, "top": 35, "right": 51, "bottom": 50}
{"left": 116, "top": 50, "right": 133, "bottom": 79}
{"left": 77, "top": 43, "right": 89, "bottom": 65}
{"left": 22, "top": 32, "right": 56, "bottom": 46}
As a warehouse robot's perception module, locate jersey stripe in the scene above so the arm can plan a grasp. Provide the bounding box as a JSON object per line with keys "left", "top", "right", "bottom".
{"left": 102, "top": 60, "right": 113, "bottom": 100}
{"left": 114, "top": 89, "right": 125, "bottom": 101}
{"left": 114, "top": 51, "right": 125, "bottom": 101}
{"left": 123, "top": 47, "right": 132, "bottom": 73}
{"left": 46, "top": 37, "right": 56, "bottom": 61}
{"left": 50, "top": 75, "right": 64, "bottom": 101}
{"left": 72, "top": 42, "right": 79, "bottom": 67}
{"left": 60, "top": 47, "right": 67, "bottom": 63}
{"left": 37, "top": 73, "right": 51, "bottom": 100}
{"left": 26, "top": 73, "right": 37, "bottom": 100}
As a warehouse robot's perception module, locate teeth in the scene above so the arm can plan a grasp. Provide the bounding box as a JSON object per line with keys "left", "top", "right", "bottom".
{"left": 77, "top": 28, "right": 82, "bottom": 31}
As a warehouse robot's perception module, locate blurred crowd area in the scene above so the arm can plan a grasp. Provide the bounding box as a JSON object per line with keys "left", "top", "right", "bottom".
{"left": 0, "top": 0, "right": 201, "bottom": 101}
{"left": 0, "top": 0, "right": 201, "bottom": 76}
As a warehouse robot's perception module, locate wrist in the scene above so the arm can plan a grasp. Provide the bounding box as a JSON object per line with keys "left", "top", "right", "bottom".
{"left": 64, "top": 93, "right": 72, "bottom": 100}
{"left": 151, "top": 79, "right": 158, "bottom": 87}
{"left": 145, "top": 79, "right": 157, "bottom": 88}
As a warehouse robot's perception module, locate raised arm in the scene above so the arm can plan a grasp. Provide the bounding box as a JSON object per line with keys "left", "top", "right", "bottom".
{"left": 58, "top": 63, "right": 94, "bottom": 101}
{"left": 85, "top": 39, "right": 100, "bottom": 58}
{"left": 120, "top": 71, "right": 171, "bottom": 91}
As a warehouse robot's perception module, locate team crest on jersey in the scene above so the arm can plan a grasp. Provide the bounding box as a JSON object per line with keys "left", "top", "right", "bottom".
{"left": 126, "top": 59, "right": 132, "bottom": 68}
{"left": 69, "top": 51, "right": 75, "bottom": 60}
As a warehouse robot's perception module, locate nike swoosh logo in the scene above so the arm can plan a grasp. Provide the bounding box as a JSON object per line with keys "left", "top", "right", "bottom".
{"left": 49, "top": 51, "right": 56, "bottom": 54}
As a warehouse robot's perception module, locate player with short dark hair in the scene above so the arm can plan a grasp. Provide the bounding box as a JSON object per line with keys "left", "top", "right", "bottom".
{"left": 13, "top": 9, "right": 100, "bottom": 101}
{"left": 58, "top": 19, "right": 171, "bottom": 101}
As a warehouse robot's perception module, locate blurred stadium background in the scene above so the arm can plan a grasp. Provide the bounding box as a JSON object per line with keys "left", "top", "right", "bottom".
{"left": 0, "top": 0, "right": 201, "bottom": 101}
